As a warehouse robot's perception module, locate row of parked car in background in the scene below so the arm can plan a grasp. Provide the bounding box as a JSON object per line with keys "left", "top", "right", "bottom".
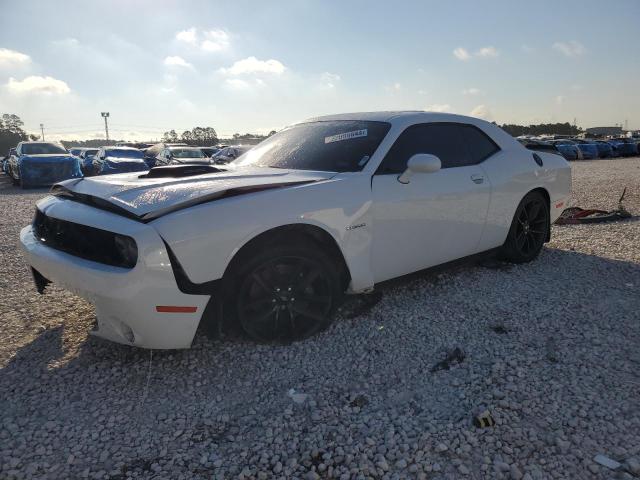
{"left": 516, "top": 135, "right": 640, "bottom": 161}
{"left": 2, "top": 132, "right": 639, "bottom": 188}
{"left": 1, "top": 141, "right": 249, "bottom": 188}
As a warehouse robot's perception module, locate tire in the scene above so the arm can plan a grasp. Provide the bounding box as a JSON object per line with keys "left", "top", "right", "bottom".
{"left": 228, "top": 241, "right": 342, "bottom": 343}
{"left": 500, "top": 191, "right": 550, "bottom": 264}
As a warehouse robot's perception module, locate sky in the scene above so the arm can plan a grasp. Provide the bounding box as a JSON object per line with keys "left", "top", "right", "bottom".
{"left": 0, "top": 0, "right": 639, "bottom": 141}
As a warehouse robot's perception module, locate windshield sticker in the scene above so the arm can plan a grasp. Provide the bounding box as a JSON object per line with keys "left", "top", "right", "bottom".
{"left": 324, "top": 129, "right": 368, "bottom": 144}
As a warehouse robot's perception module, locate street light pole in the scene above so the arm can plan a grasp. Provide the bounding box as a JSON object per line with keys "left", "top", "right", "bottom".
{"left": 40, "top": 123, "right": 45, "bottom": 141}
{"left": 101, "top": 112, "right": 110, "bottom": 140}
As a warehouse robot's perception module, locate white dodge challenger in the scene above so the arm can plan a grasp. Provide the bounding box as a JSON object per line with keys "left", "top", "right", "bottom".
{"left": 20, "top": 112, "right": 571, "bottom": 348}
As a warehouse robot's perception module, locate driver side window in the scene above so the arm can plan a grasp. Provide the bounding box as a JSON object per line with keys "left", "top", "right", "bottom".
{"left": 377, "top": 123, "right": 498, "bottom": 174}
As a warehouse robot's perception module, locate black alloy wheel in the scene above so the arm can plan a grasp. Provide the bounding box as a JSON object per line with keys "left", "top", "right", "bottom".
{"left": 514, "top": 198, "right": 547, "bottom": 257}
{"left": 501, "top": 191, "right": 549, "bottom": 263}
{"left": 236, "top": 253, "right": 335, "bottom": 342}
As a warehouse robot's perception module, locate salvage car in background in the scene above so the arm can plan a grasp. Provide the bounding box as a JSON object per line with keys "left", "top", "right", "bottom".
{"left": 91, "top": 146, "right": 149, "bottom": 175}
{"left": 211, "top": 145, "right": 250, "bottom": 164}
{"left": 594, "top": 140, "right": 615, "bottom": 158}
{"left": 21, "top": 111, "right": 571, "bottom": 349}
{"left": 78, "top": 148, "right": 99, "bottom": 176}
{"left": 200, "top": 146, "right": 220, "bottom": 158}
{"left": 569, "top": 138, "right": 599, "bottom": 160}
{"left": 155, "top": 146, "right": 212, "bottom": 166}
{"left": 2, "top": 147, "right": 16, "bottom": 174}
{"left": 548, "top": 140, "right": 579, "bottom": 160}
{"left": 7, "top": 142, "right": 82, "bottom": 188}
{"left": 608, "top": 138, "right": 638, "bottom": 157}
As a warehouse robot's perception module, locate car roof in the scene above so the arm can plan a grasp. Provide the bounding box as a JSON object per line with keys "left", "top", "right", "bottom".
{"left": 304, "top": 110, "right": 487, "bottom": 124}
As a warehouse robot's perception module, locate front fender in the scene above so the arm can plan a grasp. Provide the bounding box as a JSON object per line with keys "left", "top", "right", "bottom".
{"left": 151, "top": 174, "right": 376, "bottom": 292}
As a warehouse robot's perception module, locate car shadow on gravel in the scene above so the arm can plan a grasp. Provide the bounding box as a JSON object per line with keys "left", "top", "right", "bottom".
{"left": 3, "top": 246, "right": 638, "bottom": 372}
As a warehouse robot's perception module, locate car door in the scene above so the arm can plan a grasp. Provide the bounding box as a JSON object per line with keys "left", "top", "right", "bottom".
{"left": 370, "top": 123, "right": 494, "bottom": 283}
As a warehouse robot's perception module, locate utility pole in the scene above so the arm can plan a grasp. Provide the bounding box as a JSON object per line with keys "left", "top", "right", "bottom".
{"left": 40, "top": 123, "right": 45, "bottom": 141}
{"left": 101, "top": 112, "right": 110, "bottom": 140}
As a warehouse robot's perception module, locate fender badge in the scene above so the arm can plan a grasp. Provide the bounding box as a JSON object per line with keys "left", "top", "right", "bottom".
{"left": 346, "top": 223, "right": 366, "bottom": 231}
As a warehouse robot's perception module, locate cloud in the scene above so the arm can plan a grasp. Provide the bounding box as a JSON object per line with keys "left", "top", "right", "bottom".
{"left": 201, "top": 30, "right": 230, "bottom": 52}
{"left": 477, "top": 46, "right": 499, "bottom": 58}
{"left": 163, "top": 56, "right": 193, "bottom": 69}
{"left": 470, "top": 104, "right": 491, "bottom": 119}
{"left": 553, "top": 40, "right": 586, "bottom": 57}
{"left": 219, "top": 56, "right": 286, "bottom": 75}
{"left": 6, "top": 76, "right": 70, "bottom": 95}
{"left": 462, "top": 87, "right": 481, "bottom": 95}
{"left": 176, "top": 28, "right": 197, "bottom": 45}
{"left": 521, "top": 44, "right": 535, "bottom": 53}
{"left": 0, "top": 48, "right": 31, "bottom": 68}
{"left": 320, "top": 72, "right": 340, "bottom": 89}
{"left": 417, "top": 89, "right": 428, "bottom": 95}
{"left": 453, "top": 47, "right": 471, "bottom": 61}
{"left": 425, "top": 104, "right": 451, "bottom": 113}
{"left": 454, "top": 46, "right": 499, "bottom": 60}
{"left": 555, "top": 95, "right": 565, "bottom": 105}
{"left": 175, "top": 27, "right": 230, "bottom": 52}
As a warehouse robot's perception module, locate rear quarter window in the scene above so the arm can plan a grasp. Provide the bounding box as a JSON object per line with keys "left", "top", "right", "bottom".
{"left": 459, "top": 125, "right": 500, "bottom": 163}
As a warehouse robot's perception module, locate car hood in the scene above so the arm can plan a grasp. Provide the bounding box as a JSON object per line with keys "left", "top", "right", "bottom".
{"left": 51, "top": 166, "right": 336, "bottom": 221}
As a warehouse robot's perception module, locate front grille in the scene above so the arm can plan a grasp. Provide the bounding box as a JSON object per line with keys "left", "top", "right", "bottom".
{"left": 33, "top": 209, "right": 138, "bottom": 268}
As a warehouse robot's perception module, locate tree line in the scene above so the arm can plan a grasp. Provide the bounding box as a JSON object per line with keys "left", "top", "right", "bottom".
{"left": 162, "top": 127, "right": 277, "bottom": 145}
{"left": 0, "top": 114, "right": 38, "bottom": 154}
{"left": 498, "top": 122, "right": 582, "bottom": 137}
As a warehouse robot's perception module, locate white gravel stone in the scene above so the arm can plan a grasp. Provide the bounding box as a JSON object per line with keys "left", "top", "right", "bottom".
{"left": 1, "top": 159, "right": 639, "bottom": 479}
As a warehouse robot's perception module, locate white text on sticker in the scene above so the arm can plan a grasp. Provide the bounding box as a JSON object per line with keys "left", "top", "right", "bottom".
{"left": 325, "top": 129, "right": 368, "bottom": 144}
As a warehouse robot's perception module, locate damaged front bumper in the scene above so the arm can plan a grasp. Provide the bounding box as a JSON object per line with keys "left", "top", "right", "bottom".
{"left": 19, "top": 196, "right": 210, "bottom": 349}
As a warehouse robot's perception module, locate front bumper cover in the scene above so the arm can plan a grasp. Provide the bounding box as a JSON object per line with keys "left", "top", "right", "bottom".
{"left": 19, "top": 197, "right": 210, "bottom": 349}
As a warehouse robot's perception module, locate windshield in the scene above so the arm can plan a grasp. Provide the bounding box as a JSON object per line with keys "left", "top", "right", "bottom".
{"left": 105, "top": 149, "right": 144, "bottom": 159}
{"left": 232, "top": 120, "right": 391, "bottom": 172}
{"left": 170, "top": 147, "right": 205, "bottom": 159}
{"left": 21, "top": 143, "right": 67, "bottom": 155}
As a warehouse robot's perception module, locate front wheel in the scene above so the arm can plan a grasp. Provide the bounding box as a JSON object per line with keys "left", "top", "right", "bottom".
{"left": 500, "top": 191, "right": 549, "bottom": 264}
{"left": 231, "top": 244, "right": 341, "bottom": 343}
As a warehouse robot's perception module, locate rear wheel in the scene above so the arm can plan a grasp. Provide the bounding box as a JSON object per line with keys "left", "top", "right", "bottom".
{"left": 230, "top": 243, "right": 341, "bottom": 343}
{"left": 500, "top": 191, "right": 549, "bottom": 264}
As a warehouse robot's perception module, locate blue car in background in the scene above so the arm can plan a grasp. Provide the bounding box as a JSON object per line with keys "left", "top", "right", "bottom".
{"left": 608, "top": 138, "right": 638, "bottom": 157}
{"left": 549, "top": 140, "right": 579, "bottom": 160}
{"left": 7, "top": 142, "right": 82, "bottom": 188}
{"left": 594, "top": 140, "right": 615, "bottom": 158}
{"left": 92, "top": 146, "right": 149, "bottom": 175}
{"left": 569, "top": 138, "right": 599, "bottom": 160}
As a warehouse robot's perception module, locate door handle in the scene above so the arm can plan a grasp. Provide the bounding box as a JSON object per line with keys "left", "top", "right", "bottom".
{"left": 470, "top": 174, "right": 484, "bottom": 184}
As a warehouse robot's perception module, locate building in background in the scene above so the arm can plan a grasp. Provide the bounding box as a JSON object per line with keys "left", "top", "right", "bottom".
{"left": 585, "top": 126, "right": 623, "bottom": 136}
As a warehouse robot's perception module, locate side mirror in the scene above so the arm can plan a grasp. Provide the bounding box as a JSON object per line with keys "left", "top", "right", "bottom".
{"left": 99, "top": 155, "right": 105, "bottom": 160}
{"left": 398, "top": 153, "right": 441, "bottom": 184}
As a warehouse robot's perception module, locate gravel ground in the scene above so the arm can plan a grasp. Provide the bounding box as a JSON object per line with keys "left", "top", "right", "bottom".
{"left": 1, "top": 158, "right": 639, "bottom": 480}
